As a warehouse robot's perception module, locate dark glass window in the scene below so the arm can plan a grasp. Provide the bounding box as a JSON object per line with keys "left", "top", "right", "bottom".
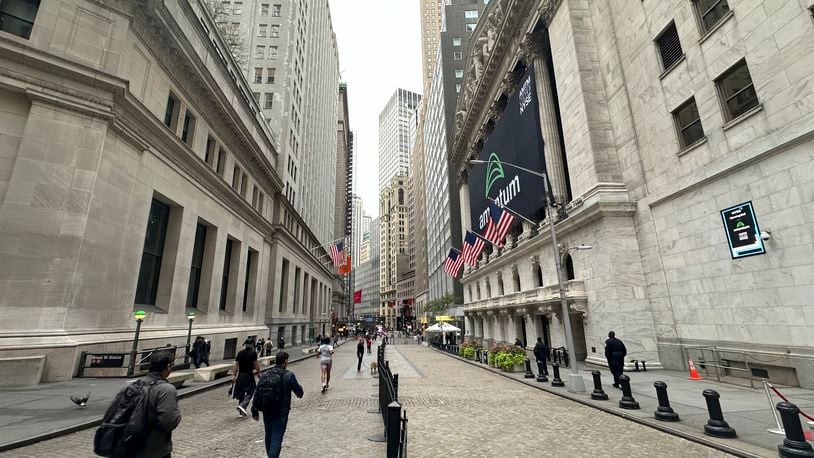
{"left": 694, "top": 0, "right": 730, "bottom": 33}
{"left": 717, "top": 60, "right": 759, "bottom": 120}
{"left": 220, "top": 239, "right": 233, "bottom": 310}
{"left": 216, "top": 148, "right": 225, "bottom": 175}
{"left": 242, "top": 250, "right": 253, "bottom": 312}
{"left": 673, "top": 97, "right": 705, "bottom": 148}
{"left": 564, "top": 254, "right": 575, "bottom": 280}
{"left": 164, "top": 93, "right": 178, "bottom": 128}
{"left": 186, "top": 224, "right": 207, "bottom": 308}
{"left": 278, "top": 258, "right": 289, "bottom": 312}
{"left": 656, "top": 22, "right": 683, "bottom": 71}
{"left": 181, "top": 110, "right": 195, "bottom": 144}
{"left": 135, "top": 199, "right": 170, "bottom": 305}
{"left": 0, "top": 0, "right": 40, "bottom": 39}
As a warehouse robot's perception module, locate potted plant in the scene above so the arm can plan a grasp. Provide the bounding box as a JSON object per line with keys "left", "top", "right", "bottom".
{"left": 493, "top": 344, "right": 526, "bottom": 372}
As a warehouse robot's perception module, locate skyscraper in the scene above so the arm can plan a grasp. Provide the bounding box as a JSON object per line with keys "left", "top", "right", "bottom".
{"left": 379, "top": 175, "right": 410, "bottom": 328}
{"left": 378, "top": 89, "right": 421, "bottom": 191}
{"left": 420, "top": 0, "right": 445, "bottom": 95}
{"left": 351, "top": 195, "right": 368, "bottom": 268}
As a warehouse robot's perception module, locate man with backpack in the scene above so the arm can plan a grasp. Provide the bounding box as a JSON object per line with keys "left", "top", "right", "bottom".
{"left": 252, "top": 351, "right": 304, "bottom": 458}
{"left": 94, "top": 351, "right": 181, "bottom": 458}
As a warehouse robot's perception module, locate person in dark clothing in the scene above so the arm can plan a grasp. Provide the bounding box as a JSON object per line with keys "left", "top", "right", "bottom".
{"left": 532, "top": 337, "right": 549, "bottom": 376}
{"left": 366, "top": 336, "right": 372, "bottom": 354}
{"left": 604, "top": 331, "right": 627, "bottom": 388}
{"left": 233, "top": 342, "right": 260, "bottom": 416}
{"left": 201, "top": 340, "right": 211, "bottom": 367}
{"left": 514, "top": 338, "right": 524, "bottom": 348}
{"left": 356, "top": 336, "right": 365, "bottom": 372}
{"left": 278, "top": 336, "right": 285, "bottom": 350}
{"left": 252, "top": 351, "right": 304, "bottom": 458}
{"left": 191, "top": 336, "right": 206, "bottom": 368}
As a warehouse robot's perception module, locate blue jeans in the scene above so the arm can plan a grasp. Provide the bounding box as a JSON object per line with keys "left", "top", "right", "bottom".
{"left": 262, "top": 411, "right": 289, "bottom": 458}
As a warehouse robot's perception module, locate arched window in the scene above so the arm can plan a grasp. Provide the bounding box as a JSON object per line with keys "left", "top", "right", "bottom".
{"left": 486, "top": 279, "right": 491, "bottom": 298}
{"left": 564, "top": 253, "right": 575, "bottom": 280}
{"left": 513, "top": 268, "right": 521, "bottom": 292}
{"left": 535, "top": 265, "right": 544, "bottom": 287}
{"left": 498, "top": 276, "right": 504, "bottom": 296}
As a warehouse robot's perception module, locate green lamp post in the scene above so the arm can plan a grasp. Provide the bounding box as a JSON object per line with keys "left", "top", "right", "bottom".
{"left": 127, "top": 310, "right": 147, "bottom": 376}
{"left": 184, "top": 311, "right": 196, "bottom": 365}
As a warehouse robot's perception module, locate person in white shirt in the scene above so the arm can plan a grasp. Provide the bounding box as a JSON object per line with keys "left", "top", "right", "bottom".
{"left": 316, "top": 337, "right": 335, "bottom": 393}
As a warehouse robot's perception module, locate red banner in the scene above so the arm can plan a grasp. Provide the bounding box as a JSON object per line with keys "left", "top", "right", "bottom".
{"left": 353, "top": 289, "right": 362, "bottom": 304}
{"left": 339, "top": 255, "right": 351, "bottom": 275}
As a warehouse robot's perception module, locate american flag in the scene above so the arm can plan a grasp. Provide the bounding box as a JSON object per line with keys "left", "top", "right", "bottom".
{"left": 443, "top": 248, "right": 464, "bottom": 278}
{"left": 329, "top": 241, "right": 345, "bottom": 266}
{"left": 482, "top": 202, "right": 516, "bottom": 247}
{"left": 461, "top": 231, "right": 486, "bottom": 266}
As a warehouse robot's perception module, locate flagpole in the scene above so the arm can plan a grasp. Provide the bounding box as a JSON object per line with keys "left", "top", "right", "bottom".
{"left": 467, "top": 230, "right": 493, "bottom": 245}
{"left": 486, "top": 197, "right": 537, "bottom": 226}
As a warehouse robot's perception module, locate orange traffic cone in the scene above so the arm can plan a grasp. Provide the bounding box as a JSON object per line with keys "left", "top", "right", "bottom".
{"left": 688, "top": 359, "right": 703, "bottom": 380}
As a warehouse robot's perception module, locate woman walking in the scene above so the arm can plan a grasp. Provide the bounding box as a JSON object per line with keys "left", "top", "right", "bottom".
{"left": 317, "top": 337, "right": 335, "bottom": 393}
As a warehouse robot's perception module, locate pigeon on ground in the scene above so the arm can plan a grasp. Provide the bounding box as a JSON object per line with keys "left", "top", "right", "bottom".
{"left": 70, "top": 393, "right": 90, "bottom": 407}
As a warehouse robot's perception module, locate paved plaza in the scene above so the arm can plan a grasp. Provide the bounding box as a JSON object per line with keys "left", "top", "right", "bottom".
{"left": 4, "top": 340, "right": 740, "bottom": 457}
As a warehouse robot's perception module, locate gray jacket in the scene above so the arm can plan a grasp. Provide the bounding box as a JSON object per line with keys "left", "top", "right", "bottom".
{"left": 136, "top": 372, "right": 181, "bottom": 457}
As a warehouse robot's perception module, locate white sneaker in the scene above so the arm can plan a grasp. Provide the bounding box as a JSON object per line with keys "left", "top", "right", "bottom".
{"left": 321, "top": 383, "right": 326, "bottom": 393}
{"left": 237, "top": 405, "right": 247, "bottom": 417}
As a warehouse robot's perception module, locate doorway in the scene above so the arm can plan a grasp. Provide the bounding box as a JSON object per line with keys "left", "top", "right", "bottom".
{"left": 569, "top": 314, "right": 587, "bottom": 361}
{"left": 517, "top": 316, "right": 528, "bottom": 346}
{"left": 223, "top": 338, "right": 237, "bottom": 360}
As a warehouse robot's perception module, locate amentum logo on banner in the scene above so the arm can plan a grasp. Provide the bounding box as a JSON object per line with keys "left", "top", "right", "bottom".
{"left": 469, "top": 65, "right": 547, "bottom": 233}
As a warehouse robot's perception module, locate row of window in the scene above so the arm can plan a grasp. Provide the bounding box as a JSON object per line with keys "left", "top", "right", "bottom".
{"left": 221, "top": 1, "right": 281, "bottom": 17}
{"left": 257, "top": 23, "right": 280, "bottom": 38}
{"left": 253, "top": 67, "right": 277, "bottom": 84}
{"left": 276, "top": 258, "right": 330, "bottom": 316}
{"left": 466, "top": 257, "right": 575, "bottom": 302}
{"left": 255, "top": 44, "right": 279, "bottom": 60}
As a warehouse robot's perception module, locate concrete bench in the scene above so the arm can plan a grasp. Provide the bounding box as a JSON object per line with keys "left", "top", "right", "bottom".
{"left": 193, "top": 363, "right": 232, "bottom": 382}
{"left": 301, "top": 347, "right": 318, "bottom": 355}
{"left": 258, "top": 356, "right": 274, "bottom": 366}
{"left": 167, "top": 372, "right": 194, "bottom": 388}
{"left": 0, "top": 356, "right": 46, "bottom": 387}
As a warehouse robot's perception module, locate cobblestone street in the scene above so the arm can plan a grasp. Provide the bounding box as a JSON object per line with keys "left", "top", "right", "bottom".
{"left": 6, "top": 341, "right": 737, "bottom": 457}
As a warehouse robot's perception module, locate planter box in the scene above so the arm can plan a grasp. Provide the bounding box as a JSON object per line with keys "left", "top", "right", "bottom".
{"left": 500, "top": 363, "right": 525, "bottom": 373}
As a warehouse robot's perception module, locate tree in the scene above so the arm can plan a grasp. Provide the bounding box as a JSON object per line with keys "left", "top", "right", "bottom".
{"left": 201, "top": 0, "right": 247, "bottom": 68}
{"left": 424, "top": 294, "right": 461, "bottom": 318}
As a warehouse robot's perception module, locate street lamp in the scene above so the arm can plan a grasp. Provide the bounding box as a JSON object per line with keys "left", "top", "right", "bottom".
{"left": 184, "top": 311, "right": 196, "bottom": 365}
{"left": 127, "top": 310, "right": 147, "bottom": 377}
{"left": 469, "top": 159, "right": 588, "bottom": 393}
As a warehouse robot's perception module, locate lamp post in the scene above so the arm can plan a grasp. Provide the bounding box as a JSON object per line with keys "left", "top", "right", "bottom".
{"left": 469, "top": 159, "right": 590, "bottom": 393}
{"left": 184, "top": 311, "right": 196, "bottom": 365}
{"left": 127, "top": 310, "right": 147, "bottom": 377}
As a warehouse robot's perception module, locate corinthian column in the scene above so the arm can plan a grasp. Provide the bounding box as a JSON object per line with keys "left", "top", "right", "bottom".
{"left": 524, "top": 31, "right": 568, "bottom": 205}
{"left": 459, "top": 170, "right": 471, "bottom": 234}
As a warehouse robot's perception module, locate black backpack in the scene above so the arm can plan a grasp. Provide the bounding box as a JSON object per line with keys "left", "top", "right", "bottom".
{"left": 255, "top": 368, "right": 287, "bottom": 411}
{"left": 93, "top": 379, "right": 158, "bottom": 457}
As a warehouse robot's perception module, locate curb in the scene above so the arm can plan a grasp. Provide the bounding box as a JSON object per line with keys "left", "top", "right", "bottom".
{"left": 431, "top": 348, "right": 770, "bottom": 458}
{"left": 0, "top": 340, "right": 351, "bottom": 452}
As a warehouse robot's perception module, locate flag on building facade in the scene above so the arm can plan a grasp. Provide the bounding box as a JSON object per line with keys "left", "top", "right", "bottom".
{"left": 483, "top": 202, "right": 516, "bottom": 247}
{"left": 339, "top": 255, "right": 352, "bottom": 275}
{"left": 443, "top": 248, "right": 464, "bottom": 278}
{"left": 353, "top": 289, "right": 362, "bottom": 304}
{"left": 461, "top": 230, "right": 486, "bottom": 266}
{"left": 329, "top": 241, "right": 345, "bottom": 266}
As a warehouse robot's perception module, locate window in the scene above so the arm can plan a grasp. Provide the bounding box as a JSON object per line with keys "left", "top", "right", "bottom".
{"left": 216, "top": 148, "right": 225, "bottom": 176}
{"left": 181, "top": 110, "right": 195, "bottom": 145}
{"left": 272, "top": 4, "right": 281, "bottom": 17}
{"left": 293, "top": 267, "right": 301, "bottom": 314}
{"left": 205, "top": 136, "right": 216, "bottom": 166}
{"left": 673, "top": 97, "right": 705, "bottom": 148}
{"left": 0, "top": 0, "right": 41, "bottom": 39}
{"left": 232, "top": 165, "right": 241, "bottom": 189}
{"left": 163, "top": 92, "right": 180, "bottom": 129}
{"left": 242, "top": 249, "right": 254, "bottom": 312}
{"left": 455, "top": 69, "right": 463, "bottom": 78}
{"left": 452, "top": 37, "right": 461, "bottom": 46}
{"left": 255, "top": 45, "right": 265, "bottom": 59}
{"left": 266, "top": 68, "right": 276, "bottom": 84}
{"left": 258, "top": 24, "right": 267, "bottom": 37}
{"left": 221, "top": 1, "right": 230, "bottom": 14}
{"left": 187, "top": 223, "right": 207, "bottom": 308}
{"left": 252, "top": 91, "right": 260, "bottom": 103}
{"left": 135, "top": 199, "right": 170, "bottom": 305}
{"left": 269, "top": 46, "right": 278, "bottom": 59}
{"left": 253, "top": 67, "right": 263, "bottom": 83}
{"left": 693, "top": 0, "right": 730, "bottom": 33}
{"left": 466, "top": 23, "right": 476, "bottom": 31}
{"left": 220, "top": 239, "right": 234, "bottom": 310}
{"left": 655, "top": 22, "right": 683, "bottom": 71}
{"left": 453, "top": 51, "right": 463, "bottom": 60}
{"left": 260, "top": 3, "right": 269, "bottom": 15}
{"left": 270, "top": 24, "right": 279, "bottom": 38}
{"left": 716, "top": 59, "right": 758, "bottom": 120}
{"left": 456, "top": 84, "right": 461, "bottom": 93}
{"left": 279, "top": 258, "right": 289, "bottom": 312}
{"left": 264, "top": 92, "right": 274, "bottom": 109}
{"left": 464, "top": 10, "right": 478, "bottom": 19}
{"left": 232, "top": 1, "right": 242, "bottom": 14}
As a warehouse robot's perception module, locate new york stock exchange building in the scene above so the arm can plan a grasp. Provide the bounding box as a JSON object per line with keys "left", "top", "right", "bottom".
{"left": 452, "top": 0, "right": 814, "bottom": 388}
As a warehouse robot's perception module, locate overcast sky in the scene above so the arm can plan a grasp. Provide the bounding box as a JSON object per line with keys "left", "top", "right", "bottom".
{"left": 329, "top": 0, "right": 423, "bottom": 218}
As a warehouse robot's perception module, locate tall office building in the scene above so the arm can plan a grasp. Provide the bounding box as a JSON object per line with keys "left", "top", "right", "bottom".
{"left": 351, "top": 195, "right": 367, "bottom": 268}
{"left": 379, "top": 176, "right": 410, "bottom": 328}
{"left": 420, "top": 0, "right": 445, "bottom": 95}
{"left": 424, "top": 0, "right": 485, "bottom": 301}
{"left": 222, "top": 0, "right": 340, "bottom": 245}
{"left": 336, "top": 84, "right": 352, "bottom": 243}
{"left": 355, "top": 218, "right": 380, "bottom": 318}
{"left": 378, "top": 89, "right": 421, "bottom": 191}
{"left": 408, "top": 103, "right": 429, "bottom": 321}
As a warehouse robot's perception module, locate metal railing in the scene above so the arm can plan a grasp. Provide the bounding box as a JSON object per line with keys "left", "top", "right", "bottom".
{"left": 374, "top": 341, "right": 408, "bottom": 458}
{"left": 683, "top": 346, "right": 764, "bottom": 389}
{"left": 551, "top": 346, "right": 570, "bottom": 368}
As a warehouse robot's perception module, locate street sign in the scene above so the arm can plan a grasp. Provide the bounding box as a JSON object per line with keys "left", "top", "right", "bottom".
{"left": 89, "top": 353, "right": 125, "bottom": 368}
{"left": 720, "top": 201, "right": 765, "bottom": 259}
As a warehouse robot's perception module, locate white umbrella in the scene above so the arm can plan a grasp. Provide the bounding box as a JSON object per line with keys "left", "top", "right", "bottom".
{"left": 426, "top": 322, "right": 461, "bottom": 344}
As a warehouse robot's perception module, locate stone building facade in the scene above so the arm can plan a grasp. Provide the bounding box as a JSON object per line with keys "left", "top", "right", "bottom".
{"left": 0, "top": 0, "right": 332, "bottom": 381}
{"left": 451, "top": 0, "right": 814, "bottom": 387}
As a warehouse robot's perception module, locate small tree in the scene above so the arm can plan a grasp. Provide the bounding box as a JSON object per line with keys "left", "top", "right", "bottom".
{"left": 425, "top": 294, "right": 461, "bottom": 319}
{"left": 201, "top": 0, "right": 247, "bottom": 68}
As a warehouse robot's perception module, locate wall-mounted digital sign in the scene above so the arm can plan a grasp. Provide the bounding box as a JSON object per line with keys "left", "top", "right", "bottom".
{"left": 720, "top": 201, "right": 766, "bottom": 259}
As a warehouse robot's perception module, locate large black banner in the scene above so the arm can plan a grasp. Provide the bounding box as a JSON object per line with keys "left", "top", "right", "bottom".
{"left": 469, "top": 65, "right": 547, "bottom": 233}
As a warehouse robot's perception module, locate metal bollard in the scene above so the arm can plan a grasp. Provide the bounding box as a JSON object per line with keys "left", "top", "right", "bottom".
{"left": 642, "top": 360, "right": 647, "bottom": 372}
{"left": 618, "top": 375, "right": 640, "bottom": 409}
{"left": 702, "top": 389, "right": 737, "bottom": 438}
{"left": 551, "top": 363, "right": 565, "bottom": 387}
{"left": 776, "top": 402, "right": 814, "bottom": 458}
{"left": 536, "top": 360, "right": 548, "bottom": 383}
{"left": 632, "top": 360, "right": 640, "bottom": 372}
{"left": 591, "top": 370, "right": 608, "bottom": 401}
{"left": 386, "top": 401, "right": 402, "bottom": 458}
{"left": 524, "top": 358, "right": 535, "bottom": 379}
{"left": 653, "top": 381, "right": 679, "bottom": 421}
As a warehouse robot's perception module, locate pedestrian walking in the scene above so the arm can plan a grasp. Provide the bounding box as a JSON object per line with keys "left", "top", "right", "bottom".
{"left": 604, "top": 331, "right": 627, "bottom": 388}
{"left": 191, "top": 336, "right": 206, "bottom": 368}
{"left": 356, "top": 336, "right": 365, "bottom": 372}
{"left": 232, "top": 341, "right": 260, "bottom": 416}
{"left": 256, "top": 338, "right": 264, "bottom": 355}
{"left": 94, "top": 351, "right": 181, "bottom": 457}
{"left": 264, "top": 339, "right": 273, "bottom": 357}
{"left": 366, "top": 335, "right": 372, "bottom": 354}
{"left": 201, "top": 340, "right": 211, "bottom": 367}
{"left": 278, "top": 335, "right": 285, "bottom": 350}
{"left": 251, "top": 351, "right": 304, "bottom": 458}
{"left": 533, "top": 337, "right": 549, "bottom": 376}
{"left": 316, "top": 337, "right": 335, "bottom": 393}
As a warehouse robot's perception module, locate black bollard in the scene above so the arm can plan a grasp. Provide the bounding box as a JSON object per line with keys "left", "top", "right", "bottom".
{"left": 702, "top": 389, "right": 737, "bottom": 438}
{"left": 618, "top": 375, "right": 640, "bottom": 409}
{"left": 591, "top": 370, "right": 608, "bottom": 401}
{"left": 642, "top": 361, "right": 647, "bottom": 372}
{"left": 536, "top": 360, "right": 548, "bottom": 382}
{"left": 632, "top": 360, "right": 640, "bottom": 372}
{"left": 551, "top": 363, "right": 565, "bottom": 387}
{"left": 653, "top": 381, "right": 679, "bottom": 421}
{"left": 776, "top": 402, "right": 814, "bottom": 458}
{"left": 524, "top": 358, "right": 535, "bottom": 379}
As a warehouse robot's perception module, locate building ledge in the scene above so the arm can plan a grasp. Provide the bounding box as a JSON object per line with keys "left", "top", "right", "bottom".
{"left": 463, "top": 280, "right": 587, "bottom": 314}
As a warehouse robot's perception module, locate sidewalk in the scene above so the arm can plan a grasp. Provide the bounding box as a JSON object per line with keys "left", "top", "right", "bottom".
{"left": 0, "top": 340, "right": 351, "bottom": 451}
{"left": 434, "top": 348, "right": 814, "bottom": 458}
